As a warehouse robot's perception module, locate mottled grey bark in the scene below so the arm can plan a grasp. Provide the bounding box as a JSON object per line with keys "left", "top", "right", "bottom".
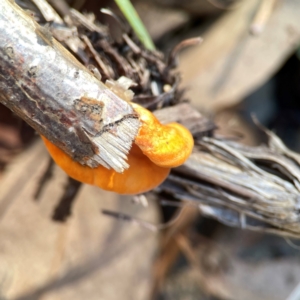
{"left": 0, "top": 0, "right": 140, "bottom": 172}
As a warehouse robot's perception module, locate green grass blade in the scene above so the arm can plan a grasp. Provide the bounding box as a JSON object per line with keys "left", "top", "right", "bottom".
{"left": 114, "top": 0, "right": 155, "bottom": 50}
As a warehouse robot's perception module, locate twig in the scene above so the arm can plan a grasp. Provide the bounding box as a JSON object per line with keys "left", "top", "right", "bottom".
{"left": 0, "top": 0, "right": 140, "bottom": 172}
{"left": 81, "top": 35, "right": 112, "bottom": 79}
{"left": 31, "top": 0, "right": 63, "bottom": 23}
{"left": 167, "top": 37, "right": 203, "bottom": 71}
{"left": 101, "top": 205, "right": 187, "bottom": 232}
{"left": 34, "top": 157, "right": 55, "bottom": 201}
{"left": 52, "top": 177, "right": 82, "bottom": 222}
{"left": 47, "top": 0, "right": 70, "bottom": 17}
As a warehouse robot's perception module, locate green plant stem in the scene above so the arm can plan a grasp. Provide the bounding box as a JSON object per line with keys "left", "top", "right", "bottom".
{"left": 114, "top": 0, "right": 155, "bottom": 51}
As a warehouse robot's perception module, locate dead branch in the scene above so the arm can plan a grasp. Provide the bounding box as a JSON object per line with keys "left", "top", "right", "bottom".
{"left": 0, "top": 0, "right": 140, "bottom": 172}
{"left": 155, "top": 103, "right": 300, "bottom": 239}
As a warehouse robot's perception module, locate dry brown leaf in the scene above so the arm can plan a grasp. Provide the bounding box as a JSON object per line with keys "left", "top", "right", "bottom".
{"left": 179, "top": 0, "right": 300, "bottom": 112}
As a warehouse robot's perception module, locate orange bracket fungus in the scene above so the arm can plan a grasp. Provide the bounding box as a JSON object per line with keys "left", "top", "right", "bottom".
{"left": 42, "top": 103, "right": 194, "bottom": 195}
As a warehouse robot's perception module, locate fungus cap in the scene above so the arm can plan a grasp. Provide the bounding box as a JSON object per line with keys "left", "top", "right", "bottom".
{"left": 132, "top": 103, "right": 194, "bottom": 168}
{"left": 42, "top": 136, "right": 170, "bottom": 195}
{"left": 41, "top": 103, "right": 193, "bottom": 194}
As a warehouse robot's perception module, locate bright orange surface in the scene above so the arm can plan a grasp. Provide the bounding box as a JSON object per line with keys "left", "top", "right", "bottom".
{"left": 131, "top": 103, "right": 194, "bottom": 168}
{"left": 42, "top": 137, "right": 170, "bottom": 195}
{"left": 41, "top": 103, "right": 194, "bottom": 194}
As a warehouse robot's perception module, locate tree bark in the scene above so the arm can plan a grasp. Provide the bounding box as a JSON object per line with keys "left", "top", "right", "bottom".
{"left": 0, "top": 0, "right": 140, "bottom": 172}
